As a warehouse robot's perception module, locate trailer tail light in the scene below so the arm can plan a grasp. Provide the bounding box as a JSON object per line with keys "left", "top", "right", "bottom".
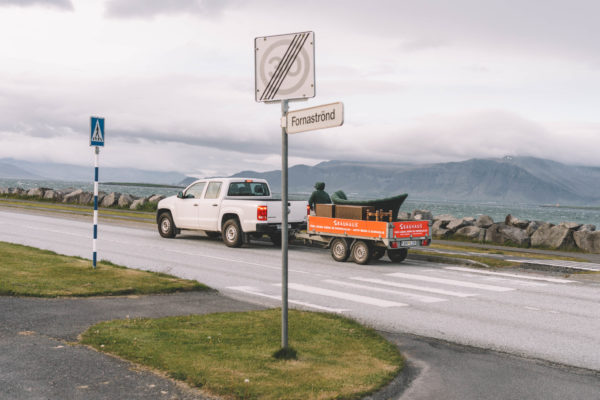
{"left": 257, "top": 205, "right": 268, "bottom": 221}
{"left": 390, "top": 241, "right": 398, "bottom": 248}
{"left": 422, "top": 239, "right": 429, "bottom": 246}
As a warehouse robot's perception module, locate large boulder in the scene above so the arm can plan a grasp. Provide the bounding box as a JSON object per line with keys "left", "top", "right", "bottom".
{"left": 130, "top": 198, "right": 148, "bottom": 210}
{"left": 432, "top": 214, "right": 456, "bottom": 225}
{"left": 431, "top": 220, "right": 450, "bottom": 237}
{"left": 476, "top": 215, "right": 494, "bottom": 228}
{"left": 485, "top": 223, "right": 530, "bottom": 247}
{"left": 505, "top": 214, "right": 530, "bottom": 229}
{"left": 9, "top": 187, "right": 24, "bottom": 195}
{"left": 117, "top": 193, "right": 134, "bottom": 208}
{"left": 411, "top": 209, "right": 433, "bottom": 221}
{"left": 77, "top": 192, "right": 93, "bottom": 205}
{"left": 455, "top": 225, "right": 484, "bottom": 241}
{"left": 446, "top": 217, "right": 475, "bottom": 232}
{"left": 573, "top": 231, "right": 600, "bottom": 253}
{"left": 531, "top": 223, "right": 576, "bottom": 250}
{"left": 397, "top": 212, "right": 410, "bottom": 220}
{"left": 148, "top": 195, "right": 165, "bottom": 204}
{"left": 43, "top": 190, "right": 63, "bottom": 201}
{"left": 578, "top": 224, "right": 596, "bottom": 232}
{"left": 27, "top": 187, "right": 45, "bottom": 197}
{"left": 63, "top": 189, "right": 83, "bottom": 203}
{"left": 559, "top": 222, "right": 581, "bottom": 231}
{"left": 101, "top": 192, "right": 120, "bottom": 207}
{"left": 526, "top": 221, "right": 543, "bottom": 236}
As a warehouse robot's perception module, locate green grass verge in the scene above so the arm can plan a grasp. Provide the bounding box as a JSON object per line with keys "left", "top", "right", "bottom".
{"left": 0, "top": 198, "right": 155, "bottom": 221}
{"left": 411, "top": 249, "right": 519, "bottom": 268}
{"left": 81, "top": 309, "right": 403, "bottom": 400}
{"left": 0, "top": 241, "right": 208, "bottom": 297}
{"left": 429, "top": 243, "right": 587, "bottom": 262}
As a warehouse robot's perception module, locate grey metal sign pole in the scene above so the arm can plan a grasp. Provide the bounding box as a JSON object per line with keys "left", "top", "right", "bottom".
{"left": 281, "top": 99, "right": 289, "bottom": 349}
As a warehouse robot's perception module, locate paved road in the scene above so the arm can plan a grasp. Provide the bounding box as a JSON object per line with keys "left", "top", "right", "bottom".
{"left": 2, "top": 210, "right": 599, "bottom": 373}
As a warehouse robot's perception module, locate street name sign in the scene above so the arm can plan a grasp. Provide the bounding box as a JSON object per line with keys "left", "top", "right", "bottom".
{"left": 255, "top": 31, "right": 315, "bottom": 102}
{"left": 285, "top": 102, "right": 344, "bottom": 134}
{"left": 90, "top": 116, "right": 105, "bottom": 147}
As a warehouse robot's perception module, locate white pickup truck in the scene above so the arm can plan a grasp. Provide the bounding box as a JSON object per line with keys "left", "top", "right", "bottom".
{"left": 156, "top": 177, "right": 308, "bottom": 247}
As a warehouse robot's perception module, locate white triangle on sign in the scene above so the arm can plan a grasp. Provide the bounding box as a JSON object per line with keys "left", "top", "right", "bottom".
{"left": 92, "top": 120, "right": 103, "bottom": 142}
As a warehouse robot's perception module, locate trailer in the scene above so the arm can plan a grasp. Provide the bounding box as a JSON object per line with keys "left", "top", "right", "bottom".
{"left": 296, "top": 215, "right": 431, "bottom": 265}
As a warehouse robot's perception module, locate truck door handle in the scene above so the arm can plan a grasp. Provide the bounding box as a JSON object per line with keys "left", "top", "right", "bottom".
{"left": 212, "top": 204, "right": 218, "bottom": 207}
{"left": 193, "top": 204, "right": 198, "bottom": 207}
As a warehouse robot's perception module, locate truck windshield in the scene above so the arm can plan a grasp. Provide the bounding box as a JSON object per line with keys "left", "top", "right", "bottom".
{"left": 227, "top": 182, "right": 270, "bottom": 197}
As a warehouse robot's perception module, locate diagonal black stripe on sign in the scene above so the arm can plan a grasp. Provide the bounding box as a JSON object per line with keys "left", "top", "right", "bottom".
{"left": 263, "top": 33, "right": 305, "bottom": 100}
{"left": 267, "top": 32, "right": 309, "bottom": 100}
{"left": 260, "top": 34, "right": 301, "bottom": 101}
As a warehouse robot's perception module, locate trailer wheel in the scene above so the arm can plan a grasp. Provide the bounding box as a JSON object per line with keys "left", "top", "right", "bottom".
{"left": 388, "top": 248, "right": 408, "bottom": 263}
{"left": 330, "top": 238, "right": 350, "bottom": 262}
{"left": 372, "top": 247, "right": 386, "bottom": 260}
{"left": 351, "top": 240, "right": 371, "bottom": 265}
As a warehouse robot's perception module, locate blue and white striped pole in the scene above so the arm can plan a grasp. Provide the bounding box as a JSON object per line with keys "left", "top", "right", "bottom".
{"left": 93, "top": 146, "right": 99, "bottom": 268}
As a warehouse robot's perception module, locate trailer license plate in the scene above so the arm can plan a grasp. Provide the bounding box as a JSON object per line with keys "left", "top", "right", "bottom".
{"left": 401, "top": 240, "right": 418, "bottom": 247}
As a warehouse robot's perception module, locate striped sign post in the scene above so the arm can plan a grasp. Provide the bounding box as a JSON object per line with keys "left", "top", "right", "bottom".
{"left": 90, "top": 117, "right": 105, "bottom": 268}
{"left": 255, "top": 32, "right": 315, "bottom": 350}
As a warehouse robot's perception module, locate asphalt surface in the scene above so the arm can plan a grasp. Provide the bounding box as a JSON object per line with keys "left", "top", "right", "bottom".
{"left": 2, "top": 207, "right": 600, "bottom": 399}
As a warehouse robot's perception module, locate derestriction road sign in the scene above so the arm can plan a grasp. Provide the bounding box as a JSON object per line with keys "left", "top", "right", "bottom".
{"left": 285, "top": 102, "right": 344, "bottom": 134}
{"left": 90, "top": 117, "right": 105, "bottom": 147}
{"left": 255, "top": 31, "right": 315, "bottom": 102}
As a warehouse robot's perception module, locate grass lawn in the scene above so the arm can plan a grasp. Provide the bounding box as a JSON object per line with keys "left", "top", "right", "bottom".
{"left": 430, "top": 242, "right": 586, "bottom": 262}
{"left": 0, "top": 241, "right": 207, "bottom": 297}
{"left": 81, "top": 309, "right": 403, "bottom": 400}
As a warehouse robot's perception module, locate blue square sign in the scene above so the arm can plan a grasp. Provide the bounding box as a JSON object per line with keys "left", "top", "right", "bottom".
{"left": 90, "top": 117, "right": 105, "bottom": 147}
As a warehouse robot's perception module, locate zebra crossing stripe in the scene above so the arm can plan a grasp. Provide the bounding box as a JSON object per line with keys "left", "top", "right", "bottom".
{"left": 286, "top": 283, "right": 408, "bottom": 308}
{"left": 351, "top": 277, "right": 475, "bottom": 297}
{"left": 388, "top": 272, "right": 515, "bottom": 292}
{"left": 227, "top": 286, "right": 349, "bottom": 313}
{"left": 444, "top": 266, "right": 576, "bottom": 283}
{"left": 324, "top": 279, "right": 446, "bottom": 303}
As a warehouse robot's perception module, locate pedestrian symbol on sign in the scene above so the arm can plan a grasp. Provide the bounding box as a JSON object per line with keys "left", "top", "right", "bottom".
{"left": 90, "top": 117, "right": 105, "bottom": 147}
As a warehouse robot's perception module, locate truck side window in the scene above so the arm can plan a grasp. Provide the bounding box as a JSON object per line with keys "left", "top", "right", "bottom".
{"left": 204, "top": 182, "right": 222, "bottom": 199}
{"left": 185, "top": 182, "right": 206, "bottom": 199}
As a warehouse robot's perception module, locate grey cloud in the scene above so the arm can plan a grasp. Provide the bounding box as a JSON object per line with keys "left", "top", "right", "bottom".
{"left": 0, "top": 0, "right": 73, "bottom": 9}
{"left": 105, "top": 0, "right": 237, "bottom": 19}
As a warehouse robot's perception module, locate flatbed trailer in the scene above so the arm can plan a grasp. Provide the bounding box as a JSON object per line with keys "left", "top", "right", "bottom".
{"left": 295, "top": 215, "right": 431, "bottom": 264}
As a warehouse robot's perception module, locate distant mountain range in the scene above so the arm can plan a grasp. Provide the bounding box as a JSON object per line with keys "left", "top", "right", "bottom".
{"left": 0, "top": 158, "right": 189, "bottom": 185}
{"left": 4, "top": 156, "right": 600, "bottom": 205}
{"left": 232, "top": 157, "right": 600, "bottom": 205}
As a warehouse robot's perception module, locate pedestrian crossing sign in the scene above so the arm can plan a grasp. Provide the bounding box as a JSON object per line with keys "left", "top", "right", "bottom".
{"left": 90, "top": 116, "right": 105, "bottom": 147}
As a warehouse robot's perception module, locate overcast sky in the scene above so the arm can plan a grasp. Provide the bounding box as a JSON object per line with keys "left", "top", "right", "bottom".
{"left": 1, "top": 0, "right": 599, "bottom": 177}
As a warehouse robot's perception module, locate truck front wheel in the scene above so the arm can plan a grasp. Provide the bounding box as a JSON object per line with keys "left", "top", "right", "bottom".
{"left": 158, "top": 212, "right": 176, "bottom": 238}
{"left": 330, "top": 238, "right": 350, "bottom": 262}
{"left": 351, "top": 240, "right": 371, "bottom": 265}
{"left": 388, "top": 248, "right": 408, "bottom": 263}
{"left": 222, "top": 219, "right": 243, "bottom": 248}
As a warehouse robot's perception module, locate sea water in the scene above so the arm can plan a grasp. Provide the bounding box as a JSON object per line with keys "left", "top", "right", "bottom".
{"left": 2, "top": 178, "right": 600, "bottom": 227}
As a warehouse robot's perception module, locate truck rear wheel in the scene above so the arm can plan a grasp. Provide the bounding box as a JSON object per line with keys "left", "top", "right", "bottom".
{"left": 388, "top": 248, "right": 408, "bottom": 263}
{"left": 158, "top": 212, "right": 176, "bottom": 238}
{"left": 330, "top": 238, "right": 350, "bottom": 262}
{"left": 222, "top": 219, "right": 243, "bottom": 248}
{"left": 351, "top": 240, "right": 371, "bottom": 265}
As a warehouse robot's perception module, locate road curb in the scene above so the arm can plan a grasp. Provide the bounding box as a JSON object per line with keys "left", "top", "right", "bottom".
{"left": 407, "top": 253, "right": 491, "bottom": 268}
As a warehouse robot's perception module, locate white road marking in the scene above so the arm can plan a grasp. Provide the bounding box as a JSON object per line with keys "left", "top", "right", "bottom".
{"left": 351, "top": 277, "right": 475, "bottom": 298}
{"left": 324, "top": 279, "right": 446, "bottom": 303}
{"left": 281, "top": 283, "right": 408, "bottom": 308}
{"left": 524, "top": 306, "right": 541, "bottom": 311}
{"left": 227, "top": 286, "right": 349, "bottom": 313}
{"left": 388, "top": 272, "right": 515, "bottom": 292}
{"left": 445, "top": 266, "right": 576, "bottom": 283}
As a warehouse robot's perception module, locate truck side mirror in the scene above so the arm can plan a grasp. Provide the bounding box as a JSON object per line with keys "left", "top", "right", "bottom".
{"left": 177, "top": 191, "right": 184, "bottom": 199}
